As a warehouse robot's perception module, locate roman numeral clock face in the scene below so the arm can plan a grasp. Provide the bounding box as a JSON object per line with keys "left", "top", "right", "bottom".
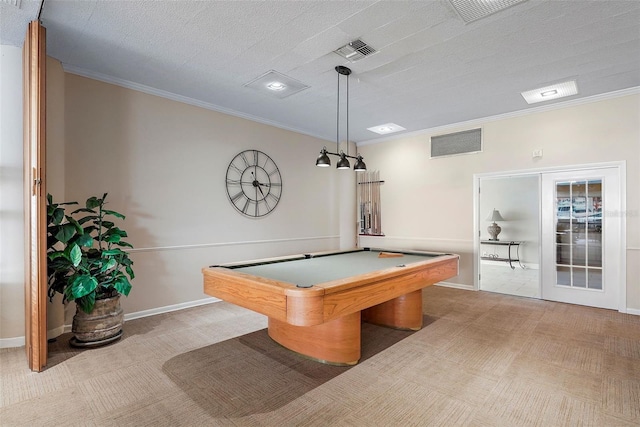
{"left": 225, "top": 150, "right": 282, "bottom": 217}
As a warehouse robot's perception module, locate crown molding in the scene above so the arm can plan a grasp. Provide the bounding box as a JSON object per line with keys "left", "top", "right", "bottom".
{"left": 61, "top": 63, "right": 638, "bottom": 148}
{"left": 62, "top": 64, "right": 330, "bottom": 143}
{"left": 357, "top": 86, "right": 640, "bottom": 147}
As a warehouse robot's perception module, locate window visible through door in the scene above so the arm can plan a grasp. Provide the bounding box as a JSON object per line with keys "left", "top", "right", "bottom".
{"left": 555, "top": 179, "right": 603, "bottom": 291}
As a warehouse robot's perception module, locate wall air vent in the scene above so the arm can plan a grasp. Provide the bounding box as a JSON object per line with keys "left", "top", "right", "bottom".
{"left": 334, "top": 39, "right": 377, "bottom": 62}
{"left": 431, "top": 128, "right": 482, "bottom": 158}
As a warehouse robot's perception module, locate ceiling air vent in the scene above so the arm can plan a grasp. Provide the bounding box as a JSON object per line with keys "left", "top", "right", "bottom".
{"left": 334, "top": 39, "right": 377, "bottom": 62}
{"left": 448, "top": 0, "right": 528, "bottom": 23}
{"left": 431, "top": 128, "right": 482, "bottom": 158}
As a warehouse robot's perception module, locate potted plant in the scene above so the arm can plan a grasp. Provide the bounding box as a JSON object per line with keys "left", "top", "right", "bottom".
{"left": 47, "top": 193, "right": 134, "bottom": 347}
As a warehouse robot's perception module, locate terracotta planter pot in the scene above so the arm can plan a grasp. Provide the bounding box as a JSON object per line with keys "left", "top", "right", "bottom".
{"left": 70, "top": 294, "right": 124, "bottom": 347}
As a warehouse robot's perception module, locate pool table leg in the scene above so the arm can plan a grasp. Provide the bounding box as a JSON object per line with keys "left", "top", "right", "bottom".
{"left": 268, "top": 311, "right": 361, "bottom": 366}
{"left": 362, "top": 289, "right": 423, "bottom": 330}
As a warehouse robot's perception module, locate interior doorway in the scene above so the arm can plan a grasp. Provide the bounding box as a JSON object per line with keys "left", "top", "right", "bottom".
{"left": 477, "top": 175, "right": 540, "bottom": 298}
{"left": 475, "top": 162, "right": 625, "bottom": 311}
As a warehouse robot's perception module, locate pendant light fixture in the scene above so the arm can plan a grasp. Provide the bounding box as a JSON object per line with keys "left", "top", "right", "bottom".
{"left": 315, "top": 66, "right": 366, "bottom": 172}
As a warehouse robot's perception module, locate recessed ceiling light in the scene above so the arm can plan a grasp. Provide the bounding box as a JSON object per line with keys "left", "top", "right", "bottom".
{"left": 266, "top": 82, "right": 286, "bottom": 91}
{"left": 521, "top": 80, "right": 578, "bottom": 104}
{"left": 244, "top": 70, "right": 309, "bottom": 99}
{"left": 366, "top": 123, "right": 406, "bottom": 135}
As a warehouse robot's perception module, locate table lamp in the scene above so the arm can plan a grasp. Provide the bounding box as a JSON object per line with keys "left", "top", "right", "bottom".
{"left": 486, "top": 209, "right": 505, "bottom": 241}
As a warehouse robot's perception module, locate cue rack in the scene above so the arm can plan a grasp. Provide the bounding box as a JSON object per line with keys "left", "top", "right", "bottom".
{"left": 357, "top": 170, "right": 384, "bottom": 235}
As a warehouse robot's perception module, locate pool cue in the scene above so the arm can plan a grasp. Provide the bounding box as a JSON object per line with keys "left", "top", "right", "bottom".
{"left": 375, "top": 170, "right": 381, "bottom": 234}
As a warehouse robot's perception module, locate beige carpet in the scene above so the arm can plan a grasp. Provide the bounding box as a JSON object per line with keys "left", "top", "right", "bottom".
{"left": 1, "top": 286, "right": 639, "bottom": 426}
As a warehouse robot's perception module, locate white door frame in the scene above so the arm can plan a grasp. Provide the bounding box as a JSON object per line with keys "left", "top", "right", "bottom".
{"left": 473, "top": 160, "right": 627, "bottom": 312}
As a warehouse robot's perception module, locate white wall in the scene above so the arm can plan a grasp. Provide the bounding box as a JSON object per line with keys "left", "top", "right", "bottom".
{"left": 479, "top": 175, "right": 539, "bottom": 264}
{"left": 359, "top": 93, "right": 640, "bottom": 310}
{"left": 0, "top": 45, "right": 26, "bottom": 344}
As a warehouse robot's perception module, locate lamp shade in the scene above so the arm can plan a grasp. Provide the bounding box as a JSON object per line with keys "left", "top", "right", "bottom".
{"left": 336, "top": 152, "right": 350, "bottom": 169}
{"left": 353, "top": 155, "right": 366, "bottom": 171}
{"left": 316, "top": 148, "right": 331, "bottom": 167}
{"left": 486, "top": 209, "right": 505, "bottom": 222}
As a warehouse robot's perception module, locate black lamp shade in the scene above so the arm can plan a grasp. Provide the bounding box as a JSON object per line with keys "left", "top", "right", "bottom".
{"left": 316, "top": 149, "right": 331, "bottom": 167}
{"left": 354, "top": 156, "right": 366, "bottom": 171}
{"left": 337, "top": 153, "right": 350, "bottom": 169}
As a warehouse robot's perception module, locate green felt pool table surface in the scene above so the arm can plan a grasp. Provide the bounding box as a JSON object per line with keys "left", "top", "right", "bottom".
{"left": 225, "top": 249, "right": 443, "bottom": 288}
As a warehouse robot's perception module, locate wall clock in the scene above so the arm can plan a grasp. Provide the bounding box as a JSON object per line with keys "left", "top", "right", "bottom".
{"left": 225, "top": 149, "right": 283, "bottom": 217}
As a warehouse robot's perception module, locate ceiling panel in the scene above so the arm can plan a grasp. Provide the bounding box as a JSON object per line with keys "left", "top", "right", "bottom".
{"left": 2, "top": 0, "right": 638, "bottom": 143}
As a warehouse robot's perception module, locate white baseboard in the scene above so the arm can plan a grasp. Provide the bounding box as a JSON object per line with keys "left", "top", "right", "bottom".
{"left": 124, "top": 297, "right": 220, "bottom": 321}
{"left": 0, "top": 297, "right": 222, "bottom": 349}
{"left": 626, "top": 308, "right": 640, "bottom": 316}
{"left": 480, "top": 260, "right": 539, "bottom": 270}
{"left": 0, "top": 336, "right": 25, "bottom": 349}
{"left": 435, "top": 281, "right": 475, "bottom": 291}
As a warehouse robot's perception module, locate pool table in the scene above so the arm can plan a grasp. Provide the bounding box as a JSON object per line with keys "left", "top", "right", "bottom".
{"left": 202, "top": 248, "right": 458, "bottom": 365}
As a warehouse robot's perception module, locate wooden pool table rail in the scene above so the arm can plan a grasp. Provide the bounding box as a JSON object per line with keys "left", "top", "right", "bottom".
{"left": 202, "top": 250, "right": 459, "bottom": 364}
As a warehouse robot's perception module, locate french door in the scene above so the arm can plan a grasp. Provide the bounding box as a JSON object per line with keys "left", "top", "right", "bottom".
{"left": 541, "top": 168, "right": 622, "bottom": 309}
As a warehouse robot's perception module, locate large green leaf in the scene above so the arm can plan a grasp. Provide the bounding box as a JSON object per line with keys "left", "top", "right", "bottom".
{"left": 55, "top": 224, "right": 76, "bottom": 243}
{"left": 71, "top": 208, "right": 97, "bottom": 215}
{"left": 114, "top": 241, "right": 133, "bottom": 248}
{"left": 100, "top": 221, "right": 115, "bottom": 229}
{"left": 105, "top": 234, "right": 121, "bottom": 243}
{"left": 82, "top": 226, "right": 97, "bottom": 235}
{"left": 69, "top": 243, "right": 82, "bottom": 267}
{"left": 48, "top": 251, "right": 67, "bottom": 261}
{"left": 125, "top": 265, "right": 135, "bottom": 279}
{"left": 76, "top": 292, "right": 96, "bottom": 314}
{"left": 68, "top": 274, "right": 98, "bottom": 299}
{"left": 52, "top": 207, "right": 64, "bottom": 225}
{"left": 114, "top": 276, "right": 132, "bottom": 296}
{"left": 72, "top": 214, "right": 98, "bottom": 224}
{"left": 66, "top": 216, "right": 84, "bottom": 234}
{"left": 102, "top": 249, "right": 125, "bottom": 256}
{"left": 75, "top": 233, "right": 94, "bottom": 247}
{"left": 86, "top": 197, "right": 101, "bottom": 209}
{"left": 103, "top": 209, "right": 125, "bottom": 220}
{"left": 100, "top": 258, "right": 117, "bottom": 272}
{"left": 105, "top": 227, "right": 126, "bottom": 238}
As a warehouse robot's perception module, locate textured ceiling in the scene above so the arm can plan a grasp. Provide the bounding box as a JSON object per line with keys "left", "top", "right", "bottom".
{"left": 2, "top": 0, "right": 639, "bottom": 144}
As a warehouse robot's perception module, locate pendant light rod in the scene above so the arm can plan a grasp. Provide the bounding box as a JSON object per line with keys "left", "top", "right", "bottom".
{"left": 336, "top": 66, "right": 340, "bottom": 154}
{"left": 315, "top": 65, "right": 366, "bottom": 171}
{"left": 346, "top": 67, "right": 349, "bottom": 157}
{"left": 335, "top": 66, "right": 351, "bottom": 156}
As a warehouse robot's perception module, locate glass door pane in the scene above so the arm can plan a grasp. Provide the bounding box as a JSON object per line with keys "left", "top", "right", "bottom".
{"left": 541, "top": 167, "right": 620, "bottom": 310}
{"left": 554, "top": 179, "right": 603, "bottom": 290}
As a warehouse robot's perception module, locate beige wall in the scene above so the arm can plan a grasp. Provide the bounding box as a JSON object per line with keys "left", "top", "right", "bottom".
{"left": 359, "top": 94, "right": 640, "bottom": 310}
{"left": 62, "top": 73, "right": 354, "bottom": 322}
{"left": 45, "top": 56, "right": 68, "bottom": 336}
